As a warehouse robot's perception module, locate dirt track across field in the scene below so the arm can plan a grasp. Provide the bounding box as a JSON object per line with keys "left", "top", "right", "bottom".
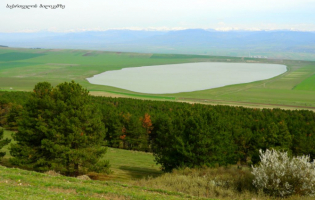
{"left": 89, "top": 91, "right": 315, "bottom": 111}
{"left": 45, "top": 63, "right": 79, "bottom": 66}
{"left": 177, "top": 97, "right": 315, "bottom": 111}
{"left": 89, "top": 91, "right": 128, "bottom": 98}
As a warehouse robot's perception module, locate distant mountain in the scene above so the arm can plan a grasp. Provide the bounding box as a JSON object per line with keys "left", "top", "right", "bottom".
{"left": 1, "top": 29, "right": 315, "bottom": 60}
{"left": 131, "top": 29, "right": 315, "bottom": 47}
{"left": 0, "top": 30, "right": 166, "bottom": 47}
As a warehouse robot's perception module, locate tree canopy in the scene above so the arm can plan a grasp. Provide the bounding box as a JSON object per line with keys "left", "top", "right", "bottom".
{"left": 10, "top": 81, "right": 108, "bottom": 176}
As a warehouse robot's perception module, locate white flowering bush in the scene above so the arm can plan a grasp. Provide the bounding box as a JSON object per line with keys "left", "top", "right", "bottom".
{"left": 252, "top": 149, "right": 315, "bottom": 197}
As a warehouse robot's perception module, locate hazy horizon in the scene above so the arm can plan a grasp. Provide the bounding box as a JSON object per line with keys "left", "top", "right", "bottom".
{"left": 1, "top": 0, "right": 315, "bottom": 32}
{"left": 1, "top": 28, "right": 315, "bottom": 34}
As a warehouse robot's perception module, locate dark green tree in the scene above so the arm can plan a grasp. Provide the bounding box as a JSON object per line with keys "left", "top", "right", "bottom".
{"left": 0, "top": 99, "right": 12, "bottom": 127}
{"left": 4, "top": 104, "right": 23, "bottom": 131}
{"left": 151, "top": 112, "right": 238, "bottom": 172}
{"left": 10, "top": 81, "right": 108, "bottom": 176}
{"left": 0, "top": 129, "right": 11, "bottom": 158}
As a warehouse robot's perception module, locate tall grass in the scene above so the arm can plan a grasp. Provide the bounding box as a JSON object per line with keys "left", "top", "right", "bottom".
{"left": 133, "top": 167, "right": 315, "bottom": 200}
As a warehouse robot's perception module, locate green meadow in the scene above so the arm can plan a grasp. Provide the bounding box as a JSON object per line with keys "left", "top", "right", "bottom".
{"left": 0, "top": 47, "right": 315, "bottom": 109}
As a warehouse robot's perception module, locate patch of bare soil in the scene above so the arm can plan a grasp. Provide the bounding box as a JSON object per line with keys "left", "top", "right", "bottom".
{"left": 87, "top": 172, "right": 114, "bottom": 181}
{"left": 92, "top": 193, "right": 129, "bottom": 200}
{"left": 178, "top": 97, "right": 315, "bottom": 111}
{"left": 89, "top": 91, "right": 129, "bottom": 98}
{"left": 44, "top": 170, "right": 61, "bottom": 177}
{"left": 76, "top": 175, "right": 91, "bottom": 180}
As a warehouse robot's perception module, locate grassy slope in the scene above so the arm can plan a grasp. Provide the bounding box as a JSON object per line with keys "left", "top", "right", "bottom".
{"left": 0, "top": 165, "right": 201, "bottom": 200}
{"left": 1, "top": 47, "right": 315, "bottom": 108}
{"left": 100, "top": 148, "right": 162, "bottom": 181}
{"left": 0, "top": 129, "right": 208, "bottom": 200}
{"left": 2, "top": 129, "right": 160, "bottom": 182}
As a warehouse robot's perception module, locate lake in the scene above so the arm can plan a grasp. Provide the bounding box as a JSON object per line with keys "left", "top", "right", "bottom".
{"left": 86, "top": 62, "right": 287, "bottom": 94}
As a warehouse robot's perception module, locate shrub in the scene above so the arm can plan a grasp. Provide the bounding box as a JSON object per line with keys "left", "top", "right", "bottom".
{"left": 252, "top": 149, "right": 315, "bottom": 197}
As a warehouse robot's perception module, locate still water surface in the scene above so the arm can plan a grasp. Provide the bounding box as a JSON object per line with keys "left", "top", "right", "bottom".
{"left": 87, "top": 62, "right": 287, "bottom": 94}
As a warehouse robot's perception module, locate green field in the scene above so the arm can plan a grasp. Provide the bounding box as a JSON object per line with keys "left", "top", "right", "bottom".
{"left": 294, "top": 75, "right": 315, "bottom": 91}
{"left": 1, "top": 47, "right": 315, "bottom": 109}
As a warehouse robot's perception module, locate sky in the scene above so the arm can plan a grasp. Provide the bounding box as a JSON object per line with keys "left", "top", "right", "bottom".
{"left": 1, "top": 0, "right": 315, "bottom": 32}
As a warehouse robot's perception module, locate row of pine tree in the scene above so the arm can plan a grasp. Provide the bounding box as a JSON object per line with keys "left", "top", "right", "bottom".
{"left": 1, "top": 88, "right": 314, "bottom": 172}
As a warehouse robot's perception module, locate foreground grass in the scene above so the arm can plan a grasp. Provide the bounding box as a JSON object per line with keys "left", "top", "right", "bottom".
{"left": 1, "top": 164, "right": 314, "bottom": 200}
{"left": 0, "top": 165, "right": 200, "bottom": 200}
